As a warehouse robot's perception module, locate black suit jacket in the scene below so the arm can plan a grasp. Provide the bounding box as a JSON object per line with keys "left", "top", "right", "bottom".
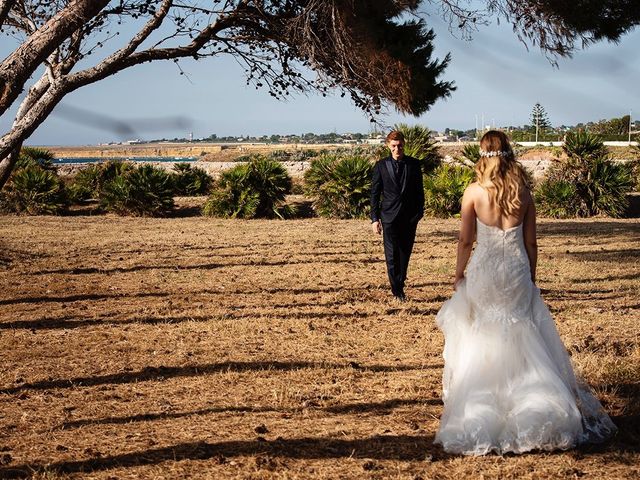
{"left": 370, "top": 155, "right": 424, "bottom": 224}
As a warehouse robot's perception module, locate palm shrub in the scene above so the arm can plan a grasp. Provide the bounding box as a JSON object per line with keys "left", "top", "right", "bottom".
{"left": 304, "top": 154, "right": 373, "bottom": 218}
{"left": 458, "top": 143, "right": 481, "bottom": 167}
{"left": 423, "top": 164, "right": 475, "bottom": 217}
{"left": 394, "top": 123, "right": 441, "bottom": 173}
{"left": 0, "top": 164, "right": 67, "bottom": 214}
{"left": 534, "top": 179, "right": 581, "bottom": 218}
{"left": 170, "top": 163, "right": 212, "bottom": 196}
{"left": 564, "top": 130, "right": 607, "bottom": 160}
{"left": 304, "top": 155, "right": 335, "bottom": 196}
{"left": 535, "top": 131, "right": 634, "bottom": 217}
{"left": 203, "top": 156, "right": 293, "bottom": 219}
{"left": 100, "top": 164, "right": 174, "bottom": 216}
{"left": 67, "top": 160, "right": 133, "bottom": 202}
{"left": 631, "top": 144, "right": 640, "bottom": 190}
{"left": 16, "top": 147, "right": 56, "bottom": 171}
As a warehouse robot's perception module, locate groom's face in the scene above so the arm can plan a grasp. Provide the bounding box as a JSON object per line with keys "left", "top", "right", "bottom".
{"left": 388, "top": 139, "right": 405, "bottom": 160}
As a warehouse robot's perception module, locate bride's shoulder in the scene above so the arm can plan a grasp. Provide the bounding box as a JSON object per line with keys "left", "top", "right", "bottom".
{"left": 463, "top": 182, "right": 483, "bottom": 196}
{"left": 460, "top": 182, "right": 484, "bottom": 208}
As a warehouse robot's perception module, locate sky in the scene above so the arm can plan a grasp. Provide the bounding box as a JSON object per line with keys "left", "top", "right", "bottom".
{"left": 1, "top": 11, "right": 639, "bottom": 146}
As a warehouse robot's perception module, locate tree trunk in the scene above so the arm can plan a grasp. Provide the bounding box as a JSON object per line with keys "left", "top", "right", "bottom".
{"left": 0, "top": 73, "right": 52, "bottom": 189}
{"left": 0, "top": 146, "right": 20, "bottom": 188}
{"left": 0, "top": 0, "right": 109, "bottom": 117}
{"left": 0, "top": 81, "right": 66, "bottom": 189}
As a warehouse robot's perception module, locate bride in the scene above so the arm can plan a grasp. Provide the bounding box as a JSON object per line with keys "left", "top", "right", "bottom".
{"left": 434, "top": 130, "right": 617, "bottom": 455}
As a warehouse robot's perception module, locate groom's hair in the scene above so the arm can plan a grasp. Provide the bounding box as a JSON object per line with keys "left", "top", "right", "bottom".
{"left": 386, "top": 130, "right": 405, "bottom": 143}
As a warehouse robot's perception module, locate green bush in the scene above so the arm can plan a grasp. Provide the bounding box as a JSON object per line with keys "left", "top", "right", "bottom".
{"left": 631, "top": 145, "right": 640, "bottom": 190}
{"left": 564, "top": 130, "right": 607, "bottom": 160}
{"left": 536, "top": 132, "right": 634, "bottom": 217}
{"left": 534, "top": 179, "right": 581, "bottom": 218}
{"left": 100, "top": 164, "right": 174, "bottom": 216}
{"left": 582, "top": 157, "right": 634, "bottom": 217}
{"left": 394, "top": 123, "right": 441, "bottom": 173}
{"left": 0, "top": 165, "right": 67, "bottom": 214}
{"left": 67, "top": 160, "right": 133, "bottom": 203}
{"left": 460, "top": 144, "right": 481, "bottom": 165}
{"left": 423, "top": 164, "right": 475, "bottom": 218}
{"left": 170, "top": 163, "right": 212, "bottom": 196}
{"left": 16, "top": 147, "right": 56, "bottom": 171}
{"left": 304, "top": 154, "right": 373, "bottom": 218}
{"left": 304, "top": 155, "right": 334, "bottom": 195}
{"left": 203, "top": 156, "right": 293, "bottom": 219}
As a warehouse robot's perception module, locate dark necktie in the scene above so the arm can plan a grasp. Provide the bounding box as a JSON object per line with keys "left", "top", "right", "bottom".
{"left": 394, "top": 160, "right": 404, "bottom": 182}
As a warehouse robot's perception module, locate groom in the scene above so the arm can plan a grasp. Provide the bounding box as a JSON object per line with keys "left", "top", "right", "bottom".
{"left": 370, "top": 130, "right": 424, "bottom": 301}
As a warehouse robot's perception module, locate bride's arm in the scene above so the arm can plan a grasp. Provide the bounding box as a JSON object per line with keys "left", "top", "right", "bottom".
{"left": 523, "top": 192, "right": 538, "bottom": 283}
{"left": 454, "top": 187, "right": 477, "bottom": 289}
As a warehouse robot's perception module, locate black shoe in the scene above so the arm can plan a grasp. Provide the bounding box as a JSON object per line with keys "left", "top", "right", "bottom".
{"left": 393, "top": 292, "right": 407, "bottom": 302}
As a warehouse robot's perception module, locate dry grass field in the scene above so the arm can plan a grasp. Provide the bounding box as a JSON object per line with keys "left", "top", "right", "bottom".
{"left": 0, "top": 207, "right": 638, "bottom": 479}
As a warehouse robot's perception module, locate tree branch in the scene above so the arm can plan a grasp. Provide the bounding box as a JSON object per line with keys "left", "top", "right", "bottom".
{"left": 113, "top": 0, "right": 174, "bottom": 60}
{"left": 66, "top": 18, "right": 230, "bottom": 90}
{"left": 0, "top": 0, "right": 17, "bottom": 29}
{"left": 0, "top": 0, "right": 110, "bottom": 117}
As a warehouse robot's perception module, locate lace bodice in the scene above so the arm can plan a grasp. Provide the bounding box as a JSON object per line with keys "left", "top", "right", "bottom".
{"left": 465, "top": 219, "right": 533, "bottom": 325}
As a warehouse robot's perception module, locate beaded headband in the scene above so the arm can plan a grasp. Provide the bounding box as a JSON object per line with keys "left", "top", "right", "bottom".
{"left": 479, "top": 149, "right": 512, "bottom": 158}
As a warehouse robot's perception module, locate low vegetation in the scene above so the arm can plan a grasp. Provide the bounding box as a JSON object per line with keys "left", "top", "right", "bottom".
{"left": 100, "top": 164, "right": 175, "bottom": 216}
{"left": 67, "top": 160, "right": 134, "bottom": 203}
{"left": 304, "top": 154, "right": 373, "bottom": 219}
{"left": 170, "top": 163, "right": 213, "bottom": 196}
{"left": 0, "top": 164, "right": 67, "bottom": 215}
{"left": 423, "top": 164, "right": 475, "bottom": 217}
{"left": 2, "top": 134, "right": 638, "bottom": 220}
{"left": 203, "top": 156, "right": 293, "bottom": 219}
{"left": 535, "top": 132, "right": 635, "bottom": 218}
{"left": 0, "top": 147, "right": 67, "bottom": 215}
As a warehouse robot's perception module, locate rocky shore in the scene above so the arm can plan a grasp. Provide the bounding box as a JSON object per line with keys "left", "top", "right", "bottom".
{"left": 56, "top": 160, "right": 312, "bottom": 178}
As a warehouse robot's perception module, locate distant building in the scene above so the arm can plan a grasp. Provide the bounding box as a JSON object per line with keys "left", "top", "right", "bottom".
{"left": 433, "top": 134, "right": 454, "bottom": 142}
{"left": 364, "top": 135, "right": 385, "bottom": 145}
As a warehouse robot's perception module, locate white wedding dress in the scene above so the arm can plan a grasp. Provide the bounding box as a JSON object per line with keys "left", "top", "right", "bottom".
{"left": 434, "top": 219, "right": 617, "bottom": 455}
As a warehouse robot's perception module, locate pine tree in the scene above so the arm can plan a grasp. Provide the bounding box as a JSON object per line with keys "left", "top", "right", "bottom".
{"left": 531, "top": 103, "right": 551, "bottom": 143}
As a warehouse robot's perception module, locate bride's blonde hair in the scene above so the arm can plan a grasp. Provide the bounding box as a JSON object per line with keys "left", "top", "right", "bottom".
{"left": 476, "top": 130, "right": 529, "bottom": 216}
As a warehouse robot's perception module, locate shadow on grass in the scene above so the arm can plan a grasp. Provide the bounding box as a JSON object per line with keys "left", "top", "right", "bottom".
{"left": 0, "top": 314, "right": 213, "bottom": 330}
{"left": 581, "top": 382, "right": 640, "bottom": 454}
{"left": 0, "top": 308, "right": 378, "bottom": 330}
{"left": 0, "top": 361, "right": 438, "bottom": 395}
{"left": 0, "top": 291, "right": 168, "bottom": 306}
{"left": 61, "top": 398, "right": 442, "bottom": 429}
{"left": 610, "top": 414, "right": 640, "bottom": 452}
{"left": 537, "top": 221, "right": 640, "bottom": 238}
{"left": 539, "top": 287, "right": 630, "bottom": 304}
{"left": 32, "top": 256, "right": 383, "bottom": 275}
{"left": 0, "top": 434, "right": 438, "bottom": 478}
{"left": 565, "top": 248, "right": 640, "bottom": 263}
{"left": 569, "top": 272, "right": 640, "bottom": 284}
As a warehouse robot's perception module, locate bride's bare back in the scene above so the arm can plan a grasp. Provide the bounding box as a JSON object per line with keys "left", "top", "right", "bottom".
{"left": 465, "top": 182, "right": 531, "bottom": 230}
{"left": 455, "top": 181, "right": 538, "bottom": 285}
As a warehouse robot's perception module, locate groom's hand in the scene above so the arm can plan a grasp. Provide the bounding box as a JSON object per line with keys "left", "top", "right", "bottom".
{"left": 371, "top": 220, "right": 382, "bottom": 235}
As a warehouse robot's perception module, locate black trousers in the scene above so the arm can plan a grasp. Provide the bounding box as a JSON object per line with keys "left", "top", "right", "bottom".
{"left": 382, "top": 217, "right": 418, "bottom": 296}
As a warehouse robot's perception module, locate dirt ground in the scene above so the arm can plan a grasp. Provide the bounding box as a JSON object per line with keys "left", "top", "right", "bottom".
{"left": 0, "top": 207, "right": 638, "bottom": 479}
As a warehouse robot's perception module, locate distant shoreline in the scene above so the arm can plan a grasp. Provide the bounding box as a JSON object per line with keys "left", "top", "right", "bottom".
{"left": 34, "top": 142, "right": 361, "bottom": 159}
